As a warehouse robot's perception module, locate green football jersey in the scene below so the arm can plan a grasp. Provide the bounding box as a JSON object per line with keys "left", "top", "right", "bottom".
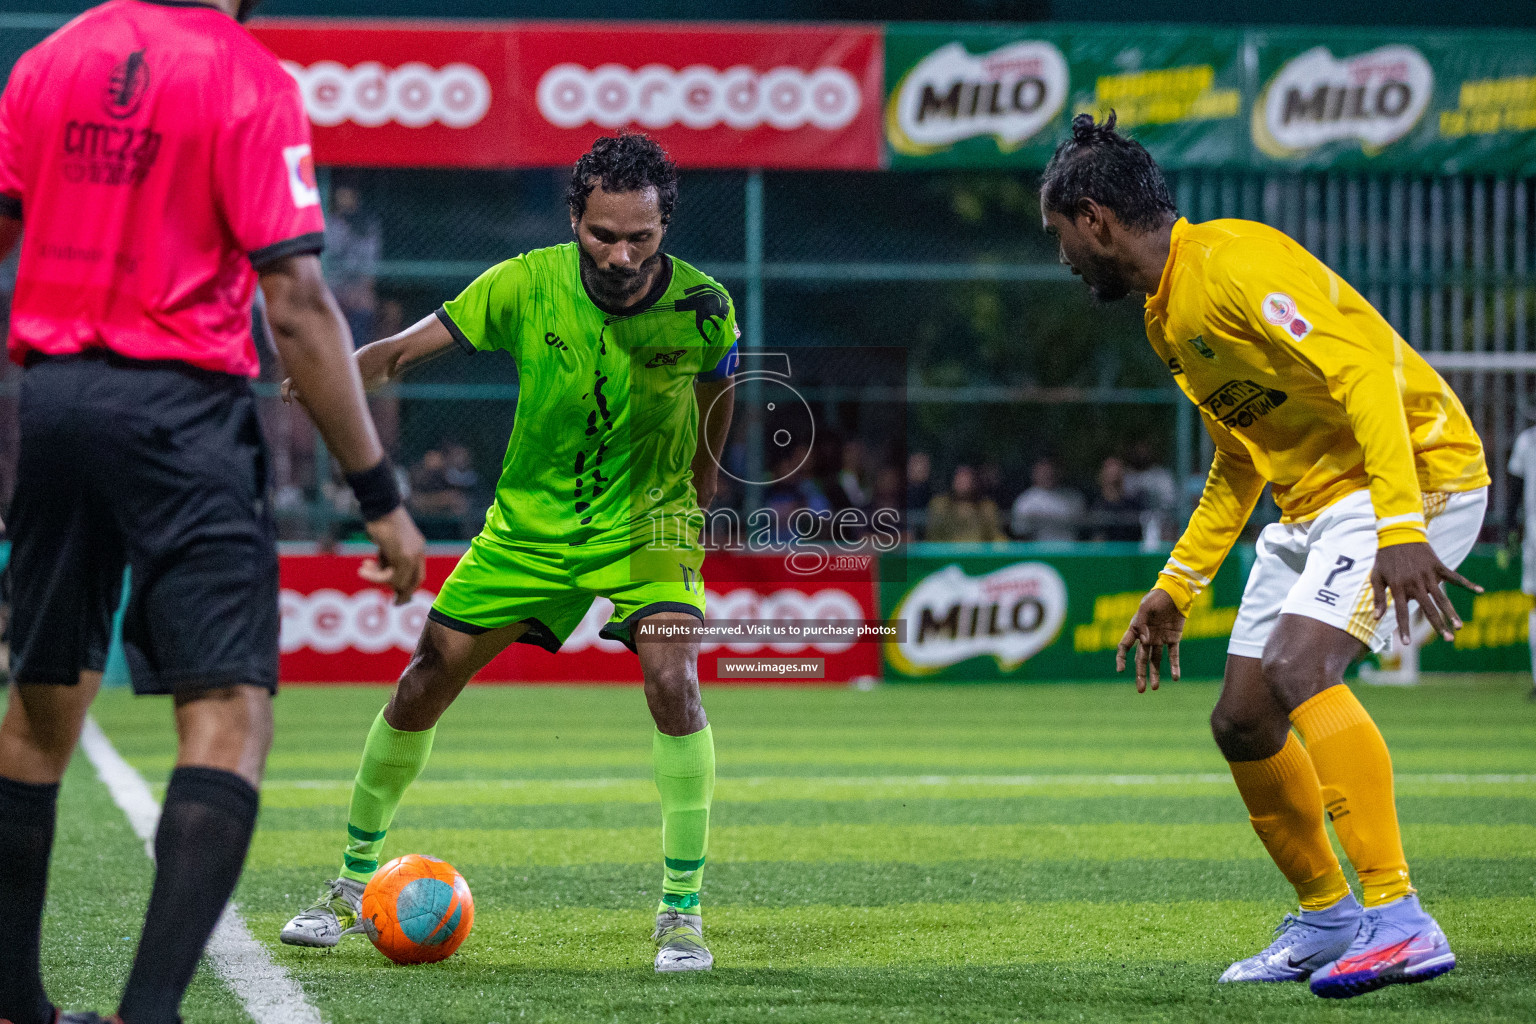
{"left": 436, "top": 243, "right": 738, "bottom": 544}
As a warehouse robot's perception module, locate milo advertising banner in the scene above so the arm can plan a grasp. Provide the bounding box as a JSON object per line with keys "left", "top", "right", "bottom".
{"left": 879, "top": 545, "right": 1249, "bottom": 682}
{"left": 1251, "top": 29, "right": 1536, "bottom": 175}
{"left": 885, "top": 25, "right": 1536, "bottom": 175}
{"left": 884, "top": 24, "right": 1249, "bottom": 170}
{"left": 879, "top": 545, "right": 1533, "bottom": 682}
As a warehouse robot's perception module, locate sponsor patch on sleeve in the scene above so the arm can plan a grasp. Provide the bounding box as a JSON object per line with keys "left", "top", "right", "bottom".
{"left": 283, "top": 144, "right": 320, "bottom": 210}
{"left": 1262, "top": 292, "right": 1297, "bottom": 325}
{"left": 1261, "top": 291, "right": 1312, "bottom": 340}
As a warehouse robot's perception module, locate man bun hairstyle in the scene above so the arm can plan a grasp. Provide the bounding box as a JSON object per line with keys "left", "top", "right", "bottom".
{"left": 566, "top": 132, "right": 680, "bottom": 225}
{"left": 1040, "top": 111, "right": 1177, "bottom": 232}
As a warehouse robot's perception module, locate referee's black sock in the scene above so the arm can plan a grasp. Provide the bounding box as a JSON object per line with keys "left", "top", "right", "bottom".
{"left": 118, "top": 767, "right": 258, "bottom": 1024}
{"left": 0, "top": 773, "right": 60, "bottom": 1024}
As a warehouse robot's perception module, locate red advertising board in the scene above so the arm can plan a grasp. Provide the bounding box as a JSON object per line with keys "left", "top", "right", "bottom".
{"left": 279, "top": 550, "right": 880, "bottom": 684}
{"left": 249, "top": 19, "right": 883, "bottom": 170}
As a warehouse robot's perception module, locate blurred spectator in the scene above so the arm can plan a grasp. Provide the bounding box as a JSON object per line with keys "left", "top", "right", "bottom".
{"left": 926, "top": 464, "right": 1005, "bottom": 542}
{"left": 1086, "top": 456, "right": 1144, "bottom": 542}
{"left": 906, "top": 451, "right": 933, "bottom": 538}
{"left": 409, "top": 446, "right": 474, "bottom": 539}
{"left": 837, "top": 438, "right": 872, "bottom": 508}
{"left": 1123, "top": 439, "right": 1177, "bottom": 544}
{"left": 765, "top": 443, "right": 831, "bottom": 539}
{"left": 326, "top": 185, "right": 382, "bottom": 347}
{"left": 871, "top": 463, "right": 905, "bottom": 533}
{"left": 977, "top": 462, "right": 1004, "bottom": 504}
{"left": 1010, "top": 457, "right": 1084, "bottom": 541}
{"left": 442, "top": 442, "right": 480, "bottom": 496}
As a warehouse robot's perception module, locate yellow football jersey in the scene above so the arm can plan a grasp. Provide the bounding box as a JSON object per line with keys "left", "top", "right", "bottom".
{"left": 1146, "top": 217, "right": 1488, "bottom": 613}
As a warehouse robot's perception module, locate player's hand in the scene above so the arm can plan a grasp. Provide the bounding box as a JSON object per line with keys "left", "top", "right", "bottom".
{"left": 1372, "top": 541, "right": 1482, "bottom": 645}
{"left": 1116, "top": 588, "right": 1186, "bottom": 693}
{"left": 360, "top": 506, "right": 427, "bottom": 605}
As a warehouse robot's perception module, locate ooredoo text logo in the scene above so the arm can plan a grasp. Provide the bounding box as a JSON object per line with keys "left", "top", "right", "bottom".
{"left": 281, "top": 60, "right": 492, "bottom": 129}
{"left": 279, "top": 586, "right": 868, "bottom": 655}
{"left": 1254, "top": 45, "right": 1433, "bottom": 157}
{"left": 535, "top": 63, "right": 863, "bottom": 132}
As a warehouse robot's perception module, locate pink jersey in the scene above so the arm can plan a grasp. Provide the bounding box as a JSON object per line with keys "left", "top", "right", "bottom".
{"left": 0, "top": 0, "right": 325, "bottom": 378}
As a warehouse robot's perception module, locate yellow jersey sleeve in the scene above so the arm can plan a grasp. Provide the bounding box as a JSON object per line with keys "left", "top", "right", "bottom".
{"left": 1154, "top": 414, "right": 1266, "bottom": 615}
{"left": 1205, "top": 239, "right": 1428, "bottom": 547}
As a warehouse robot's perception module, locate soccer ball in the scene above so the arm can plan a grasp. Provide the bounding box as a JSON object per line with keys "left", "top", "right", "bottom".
{"left": 361, "top": 854, "right": 474, "bottom": 965}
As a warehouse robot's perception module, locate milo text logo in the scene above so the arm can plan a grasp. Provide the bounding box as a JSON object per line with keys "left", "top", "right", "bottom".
{"left": 1255, "top": 44, "right": 1432, "bottom": 156}
{"left": 887, "top": 562, "right": 1067, "bottom": 674}
{"left": 1199, "top": 379, "right": 1288, "bottom": 430}
{"left": 887, "top": 41, "right": 1068, "bottom": 155}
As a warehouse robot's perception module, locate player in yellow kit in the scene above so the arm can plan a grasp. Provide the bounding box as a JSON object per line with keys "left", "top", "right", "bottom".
{"left": 1040, "top": 113, "right": 1488, "bottom": 999}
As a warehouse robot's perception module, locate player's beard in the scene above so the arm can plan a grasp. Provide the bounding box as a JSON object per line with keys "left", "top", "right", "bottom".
{"left": 1079, "top": 248, "right": 1133, "bottom": 303}
{"left": 578, "top": 242, "right": 664, "bottom": 307}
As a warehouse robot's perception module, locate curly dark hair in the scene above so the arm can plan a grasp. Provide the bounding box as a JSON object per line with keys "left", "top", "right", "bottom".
{"left": 1040, "top": 112, "right": 1177, "bottom": 232}
{"left": 566, "top": 132, "right": 679, "bottom": 225}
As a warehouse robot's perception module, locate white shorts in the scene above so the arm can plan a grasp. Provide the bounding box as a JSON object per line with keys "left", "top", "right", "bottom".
{"left": 1228, "top": 488, "right": 1488, "bottom": 658}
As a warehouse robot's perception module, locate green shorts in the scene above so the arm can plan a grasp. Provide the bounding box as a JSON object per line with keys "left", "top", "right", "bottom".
{"left": 427, "top": 529, "right": 706, "bottom": 653}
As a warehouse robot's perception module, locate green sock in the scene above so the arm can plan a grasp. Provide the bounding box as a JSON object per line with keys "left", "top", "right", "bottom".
{"left": 652, "top": 724, "right": 714, "bottom": 912}
{"left": 339, "top": 707, "right": 436, "bottom": 884}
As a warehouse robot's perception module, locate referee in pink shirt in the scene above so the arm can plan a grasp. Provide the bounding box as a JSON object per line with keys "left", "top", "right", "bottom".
{"left": 0, "top": 2, "right": 426, "bottom": 1023}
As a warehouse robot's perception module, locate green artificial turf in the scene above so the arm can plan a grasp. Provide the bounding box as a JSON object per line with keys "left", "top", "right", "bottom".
{"left": 19, "top": 677, "right": 1536, "bottom": 1023}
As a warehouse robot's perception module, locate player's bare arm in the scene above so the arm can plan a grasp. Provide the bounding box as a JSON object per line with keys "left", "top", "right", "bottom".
{"left": 283, "top": 313, "right": 458, "bottom": 401}
{"left": 1116, "top": 587, "right": 1185, "bottom": 692}
{"left": 692, "top": 376, "right": 734, "bottom": 509}
{"left": 260, "top": 253, "right": 426, "bottom": 602}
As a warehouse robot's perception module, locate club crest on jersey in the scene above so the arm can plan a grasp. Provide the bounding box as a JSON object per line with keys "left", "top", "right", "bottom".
{"left": 104, "top": 50, "right": 149, "bottom": 120}
{"left": 671, "top": 284, "right": 730, "bottom": 342}
{"left": 283, "top": 144, "right": 320, "bottom": 210}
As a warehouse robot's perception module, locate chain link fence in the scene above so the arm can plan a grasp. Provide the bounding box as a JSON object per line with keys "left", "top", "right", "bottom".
{"left": 0, "top": 18, "right": 1531, "bottom": 544}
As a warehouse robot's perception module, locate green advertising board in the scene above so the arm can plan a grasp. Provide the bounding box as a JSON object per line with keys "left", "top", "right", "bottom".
{"left": 879, "top": 545, "right": 1532, "bottom": 682}
{"left": 884, "top": 24, "right": 1536, "bottom": 175}
{"left": 1419, "top": 552, "right": 1532, "bottom": 673}
{"left": 878, "top": 542, "right": 1250, "bottom": 682}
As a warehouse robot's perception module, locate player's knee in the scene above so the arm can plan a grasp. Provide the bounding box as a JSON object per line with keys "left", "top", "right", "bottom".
{"left": 644, "top": 660, "right": 704, "bottom": 732}
{"left": 1209, "top": 704, "right": 1284, "bottom": 762}
{"left": 1260, "top": 644, "right": 1325, "bottom": 707}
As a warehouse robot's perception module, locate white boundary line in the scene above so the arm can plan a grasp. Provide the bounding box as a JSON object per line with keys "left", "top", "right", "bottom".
{"left": 260, "top": 772, "right": 1536, "bottom": 790}
{"left": 79, "top": 718, "right": 324, "bottom": 1024}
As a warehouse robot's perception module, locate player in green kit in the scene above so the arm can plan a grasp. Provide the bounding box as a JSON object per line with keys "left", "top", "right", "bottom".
{"left": 278, "top": 134, "right": 738, "bottom": 971}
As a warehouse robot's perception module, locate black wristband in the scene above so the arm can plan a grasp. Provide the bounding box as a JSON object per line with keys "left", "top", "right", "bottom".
{"left": 346, "top": 460, "right": 402, "bottom": 522}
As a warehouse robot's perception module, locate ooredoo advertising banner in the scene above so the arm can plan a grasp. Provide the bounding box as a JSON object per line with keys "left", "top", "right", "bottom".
{"left": 251, "top": 21, "right": 513, "bottom": 168}
{"left": 279, "top": 550, "right": 881, "bottom": 684}
{"left": 249, "top": 20, "right": 884, "bottom": 170}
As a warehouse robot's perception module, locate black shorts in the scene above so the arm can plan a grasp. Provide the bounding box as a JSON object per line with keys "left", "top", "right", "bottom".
{"left": 7, "top": 351, "right": 278, "bottom": 695}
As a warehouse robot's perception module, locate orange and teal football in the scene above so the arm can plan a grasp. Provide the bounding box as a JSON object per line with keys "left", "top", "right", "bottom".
{"left": 361, "top": 854, "right": 474, "bottom": 965}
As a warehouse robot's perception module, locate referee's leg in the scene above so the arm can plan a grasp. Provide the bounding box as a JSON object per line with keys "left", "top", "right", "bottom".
{"left": 0, "top": 674, "right": 103, "bottom": 1024}
{"left": 113, "top": 683, "right": 273, "bottom": 1024}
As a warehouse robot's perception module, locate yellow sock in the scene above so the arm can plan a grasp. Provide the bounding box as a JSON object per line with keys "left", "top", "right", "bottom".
{"left": 1228, "top": 733, "right": 1351, "bottom": 910}
{"left": 1290, "top": 684, "right": 1413, "bottom": 907}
